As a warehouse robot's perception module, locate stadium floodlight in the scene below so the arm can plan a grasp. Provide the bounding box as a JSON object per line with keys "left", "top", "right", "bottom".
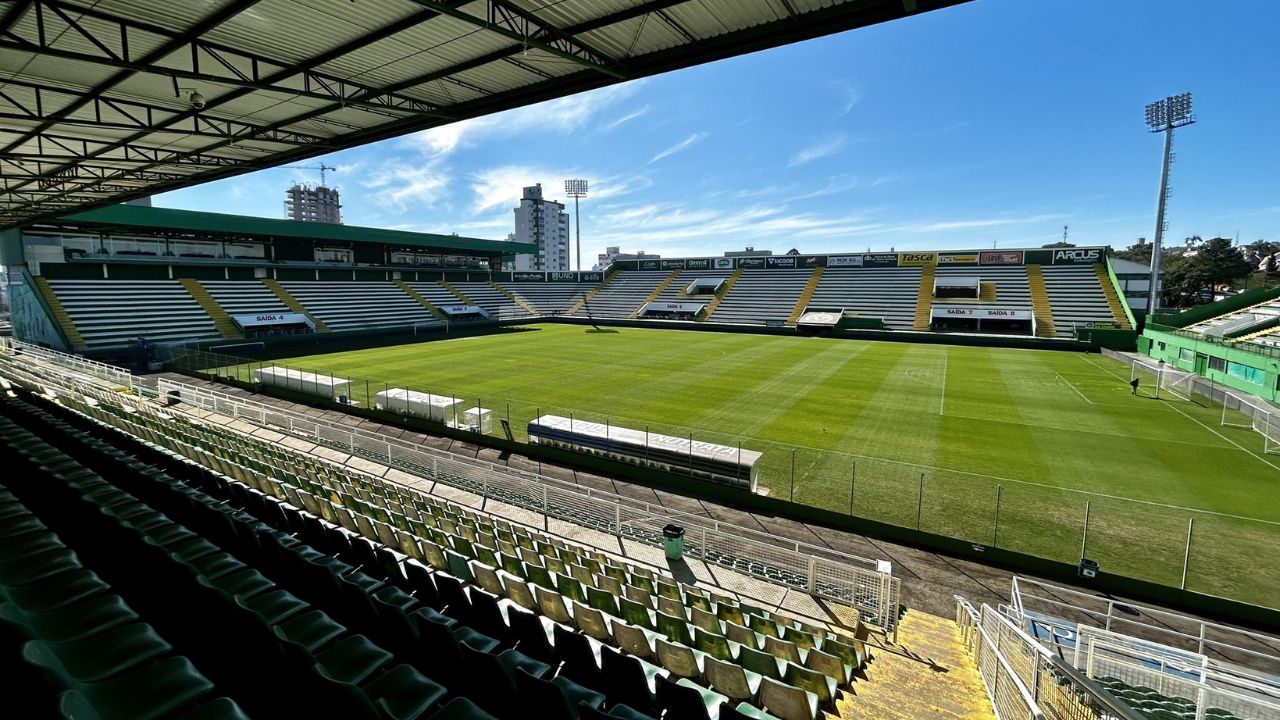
{"left": 1143, "top": 92, "right": 1195, "bottom": 314}
{"left": 564, "top": 179, "right": 588, "bottom": 272}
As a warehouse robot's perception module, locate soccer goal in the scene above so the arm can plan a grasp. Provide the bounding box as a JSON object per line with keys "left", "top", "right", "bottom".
{"left": 1221, "top": 392, "right": 1263, "bottom": 429}
{"left": 1157, "top": 365, "right": 1199, "bottom": 404}
{"left": 1130, "top": 360, "right": 1161, "bottom": 398}
{"left": 1255, "top": 412, "right": 1280, "bottom": 455}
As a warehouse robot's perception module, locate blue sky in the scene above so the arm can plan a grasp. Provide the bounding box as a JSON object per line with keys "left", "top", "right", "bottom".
{"left": 156, "top": 0, "right": 1280, "bottom": 265}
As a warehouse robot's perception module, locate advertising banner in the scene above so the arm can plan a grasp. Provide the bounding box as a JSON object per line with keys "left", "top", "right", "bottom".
{"left": 765, "top": 256, "right": 797, "bottom": 269}
{"left": 828, "top": 255, "right": 863, "bottom": 267}
{"left": 1023, "top": 250, "right": 1054, "bottom": 265}
{"left": 659, "top": 259, "right": 686, "bottom": 270}
{"left": 797, "top": 255, "right": 827, "bottom": 268}
{"left": 931, "top": 306, "right": 1032, "bottom": 320}
{"left": 685, "top": 258, "right": 710, "bottom": 270}
{"left": 549, "top": 272, "right": 578, "bottom": 282}
{"left": 737, "top": 257, "right": 766, "bottom": 269}
{"left": 438, "top": 305, "right": 487, "bottom": 316}
{"left": 512, "top": 271, "right": 545, "bottom": 282}
{"left": 713, "top": 258, "right": 735, "bottom": 269}
{"left": 1051, "top": 248, "right": 1103, "bottom": 265}
{"left": 231, "top": 312, "right": 310, "bottom": 328}
{"left": 638, "top": 259, "right": 660, "bottom": 270}
{"left": 898, "top": 252, "right": 938, "bottom": 266}
{"left": 980, "top": 251, "right": 1024, "bottom": 265}
{"left": 938, "top": 254, "right": 979, "bottom": 265}
{"left": 642, "top": 301, "right": 707, "bottom": 313}
{"left": 579, "top": 272, "right": 603, "bottom": 282}
{"left": 861, "top": 253, "right": 899, "bottom": 268}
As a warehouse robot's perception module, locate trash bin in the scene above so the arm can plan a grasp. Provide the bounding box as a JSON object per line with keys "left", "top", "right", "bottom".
{"left": 165, "top": 389, "right": 181, "bottom": 407}
{"left": 662, "top": 524, "right": 685, "bottom": 561}
{"left": 1078, "top": 558, "right": 1099, "bottom": 579}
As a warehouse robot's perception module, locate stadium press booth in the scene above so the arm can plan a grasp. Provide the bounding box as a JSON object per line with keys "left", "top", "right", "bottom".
{"left": 931, "top": 306, "right": 1035, "bottom": 335}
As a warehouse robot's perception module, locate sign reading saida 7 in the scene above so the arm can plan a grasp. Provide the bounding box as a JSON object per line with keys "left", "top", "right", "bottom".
{"left": 898, "top": 252, "right": 938, "bottom": 266}
{"left": 1052, "top": 248, "right": 1102, "bottom": 264}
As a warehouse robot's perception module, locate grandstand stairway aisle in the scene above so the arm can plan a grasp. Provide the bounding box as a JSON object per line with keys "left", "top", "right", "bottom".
{"left": 393, "top": 280, "right": 447, "bottom": 320}
{"left": 786, "top": 268, "right": 826, "bottom": 326}
{"left": 1093, "top": 264, "right": 1133, "bottom": 329}
{"left": 1025, "top": 265, "right": 1057, "bottom": 338}
{"left": 630, "top": 269, "right": 682, "bottom": 319}
{"left": 262, "top": 279, "right": 329, "bottom": 332}
{"left": 838, "top": 611, "right": 994, "bottom": 720}
{"left": 178, "top": 277, "right": 241, "bottom": 339}
{"left": 488, "top": 281, "right": 539, "bottom": 316}
{"left": 699, "top": 268, "right": 742, "bottom": 320}
{"left": 438, "top": 279, "right": 471, "bottom": 304}
{"left": 913, "top": 267, "right": 936, "bottom": 331}
{"left": 32, "top": 275, "right": 88, "bottom": 349}
{"left": 565, "top": 272, "right": 616, "bottom": 315}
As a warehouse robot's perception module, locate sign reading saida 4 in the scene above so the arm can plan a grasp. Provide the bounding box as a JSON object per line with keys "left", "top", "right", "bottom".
{"left": 1052, "top": 248, "right": 1102, "bottom": 264}
{"left": 898, "top": 252, "right": 938, "bottom": 266}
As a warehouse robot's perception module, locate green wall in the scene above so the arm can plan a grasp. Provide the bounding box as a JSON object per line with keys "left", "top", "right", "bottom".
{"left": 1144, "top": 328, "right": 1280, "bottom": 402}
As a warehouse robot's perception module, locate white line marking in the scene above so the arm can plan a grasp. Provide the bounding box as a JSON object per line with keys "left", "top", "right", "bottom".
{"left": 939, "top": 348, "right": 948, "bottom": 416}
{"left": 1056, "top": 372, "right": 1094, "bottom": 405}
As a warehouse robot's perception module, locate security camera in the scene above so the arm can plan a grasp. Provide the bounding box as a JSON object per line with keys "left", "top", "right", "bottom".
{"left": 188, "top": 91, "right": 206, "bottom": 110}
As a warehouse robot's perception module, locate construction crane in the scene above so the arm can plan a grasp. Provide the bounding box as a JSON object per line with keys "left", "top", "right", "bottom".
{"left": 282, "top": 163, "right": 337, "bottom": 186}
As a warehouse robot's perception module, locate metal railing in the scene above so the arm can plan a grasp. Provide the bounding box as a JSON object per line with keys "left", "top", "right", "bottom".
{"left": 0, "top": 337, "right": 135, "bottom": 390}
{"left": 0, "top": 340, "right": 900, "bottom": 635}
{"left": 956, "top": 596, "right": 1045, "bottom": 720}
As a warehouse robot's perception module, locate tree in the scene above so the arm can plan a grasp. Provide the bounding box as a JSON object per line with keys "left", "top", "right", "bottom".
{"left": 1042, "top": 242, "right": 1076, "bottom": 248}
{"left": 1159, "top": 237, "right": 1253, "bottom": 307}
{"left": 1115, "top": 241, "right": 1153, "bottom": 266}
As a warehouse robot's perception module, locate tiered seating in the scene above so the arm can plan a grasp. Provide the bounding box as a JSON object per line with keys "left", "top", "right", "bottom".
{"left": 1186, "top": 299, "right": 1280, "bottom": 339}
{"left": 59, "top": 383, "right": 872, "bottom": 720}
{"left": 405, "top": 282, "right": 470, "bottom": 311}
{"left": 45, "top": 280, "right": 220, "bottom": 349}
{"left": 449, "top": 283, "right": 532, "bottom": 319}
{"left": 708, "top": 270, "right": 813, "bottom": 326}
{"left": 806, "top": 268, "right": 922, "bottom": 330}
{"left": 1092, "top": 676, "right": 1244, "bottom": 720}
{"left": 570, "top": 271, "right": 670, "bottom": 319}
{"left": 933, "top": 266, "right": 1032, "bottom": 310}
{"left": 1040, "top": 266, "right": 1121, "bottom": 336}
{"left": 201, "top": 280, "right": 290, "bottom": 316}
{"left": 279, "top": 282, "right": 435, "bottom": 331}
{"left": 501, "top": 283, "right": 592, "bottom": 316}
{"left": 650, "top": 270, "right": 735, "bottom": 305}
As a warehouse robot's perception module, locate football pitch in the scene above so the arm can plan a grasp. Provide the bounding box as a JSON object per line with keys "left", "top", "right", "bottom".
{"left": 225, "top": 324, "right": 1280, "bottom": 607}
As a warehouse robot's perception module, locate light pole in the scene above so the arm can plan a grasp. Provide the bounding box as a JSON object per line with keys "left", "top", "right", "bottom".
{"left": 564, "top": 179, "right": 588, "bottom": 272}
{"left": 1144, "top": 92, "right": 1195, "bottom": 314}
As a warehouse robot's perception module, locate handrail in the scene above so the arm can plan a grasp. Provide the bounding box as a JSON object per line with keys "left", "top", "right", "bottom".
{"left": 1046, "top": 657, "right": 1149, "bottom": 720}
{"left": 956, "top": 596, "right": 1046, "bottom": 720}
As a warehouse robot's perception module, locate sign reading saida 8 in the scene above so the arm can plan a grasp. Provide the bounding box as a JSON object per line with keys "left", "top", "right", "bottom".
{"left": 1052, "top": 248, "right": 1102, "bottom": 264}
{"left": 898, "top": 252, "right": 938, "bottom": 266}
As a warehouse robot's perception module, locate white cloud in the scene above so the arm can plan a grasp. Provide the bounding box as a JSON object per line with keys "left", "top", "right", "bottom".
{"left": 786, "top": 172, "right": 903, "bottom": 201}
{"left": 649, "top": 132, "right": 708, "bottom": 164}
{"left": 788, "top": 134, "right": 847, "bottom": 168}
{"left": 362, "top": 159, "right": 450, "bottom": 210}
{"left": 603, "top": 105, "right": 650, "bottom": 132}
{"left": 832, "top": 80, "right": 860, "bottom": 116}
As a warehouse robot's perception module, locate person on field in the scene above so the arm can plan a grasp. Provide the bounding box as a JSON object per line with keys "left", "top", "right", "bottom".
{"left": 1130, "top": 377, "right": 1140, "bottom": 395}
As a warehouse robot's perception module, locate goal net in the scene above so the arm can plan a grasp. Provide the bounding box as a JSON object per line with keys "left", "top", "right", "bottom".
{"left": 1130, "top": 361, "right": 1160, "bottom": 399}
{"left": 1254, "top": 412, "right": 1280, "bottom": 455}
{"left": 1158, "top": 365, "right": 1198, "bottom": 404}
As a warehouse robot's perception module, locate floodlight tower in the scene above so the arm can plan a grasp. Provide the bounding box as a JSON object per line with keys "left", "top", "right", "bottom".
{"left": 1144, "top": 92, "right": 1195, "bottom": 313}
{"left": 564, "top": 179, "right": 589, "bottom": 272}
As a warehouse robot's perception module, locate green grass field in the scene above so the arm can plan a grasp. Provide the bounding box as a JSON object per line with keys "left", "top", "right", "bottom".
{"left": 209, "top": 324, "right": 1280, "bottom": 607}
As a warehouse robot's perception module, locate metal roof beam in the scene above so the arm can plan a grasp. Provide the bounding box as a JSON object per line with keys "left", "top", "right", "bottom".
{"left": 0, "top": 0, "right": 34, "bottom": 35}
{"left": 404, "top": 0, "right": 625, "bottom": 79}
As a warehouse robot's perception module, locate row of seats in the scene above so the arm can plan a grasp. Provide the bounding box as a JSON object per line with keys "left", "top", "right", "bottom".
{"left": 503, "top": 283, "right": 592, "bottom": 315}
{"left": 1040, "top": 266, "right": 1122, "bottom": 333}
{"left": 571, "top": 271, "right": 672, "bottom": 319}
{"left": 449, "top": 283, "right": 533, "bottom": 319}
{"left": 200, "top": 281, "right": 289, "bottom": 317}
{"left": 64, "top": 382, "right": 870, "bottom": 720}
{"left": 807, "top": 268, "right": 921, "bottom": 330}
{"left": 279, "top": 282, "right": 437, "bottom": 332}
{"left": 709, "top": 270, "right": 812, "bottom": 326}
{"left": 46, "top": 280, "right": 221, "bottom": 350}
{"left": 1092, "top": 675, "right": 1243, "bottom": 720}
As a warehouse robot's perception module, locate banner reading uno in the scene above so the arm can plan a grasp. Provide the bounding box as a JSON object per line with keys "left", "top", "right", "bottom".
{"left": 828, "top": 255, "right": 863, "bottom": 267}
{"left": 1051, "top": 248, "right": 1102, "bottom": 265}
{"left": 980, "top": 251, "right": 1024, "bottom": 265}
{"left": 684, "top": 258, "right": 710, "bottom": 270}
{"left": 659, "top": 259, "right": 685, "bottom": 270}
{"left": 713, "top": 258, "right": 735, "bottom": 269}
{"left": 797, "top": 255, "right": 826, "bottom": 268}
{"left": 549, "top": 272, "right": 578, "bottom": 282}
{"left": 737, "top": 257, "right": 766, "bottom": 269}
{"left": 512, "top": 271, "right": 545, "bottom": 282}
{"left": 765, "top": 256, "right": 797, "bottom": 269}
{"left": 938, "top": 254, "right": 978, "bottom": 265}
{"left": 898, "top": 252, "right": 938, "bottom": 266}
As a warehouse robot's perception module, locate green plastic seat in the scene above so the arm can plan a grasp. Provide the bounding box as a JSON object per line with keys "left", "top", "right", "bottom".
{"left": 276, "top": 609, "right": 347, "bottom": 652}
{"left": 56, "top": 656, "right": 214, "bottom": 720}
{"left": 0, "top": 595, "right": 140, "bottom": 644}
{"left": 586, "top": 586, "right": 620, "bottom": 617}
{"left": 23, "top": 622, "right": 174, "bottom": 684}
{"left": 738, "top": 647, "right": 784, "bottom": 681}
{"left": 555, "top": 573, "right": 587, "bottom": 604}
{"left": 758, "top": 677, "right": 818, "bottom": 720}
{"left": 694, "top": 628, "right": 738, "bottom": 663}
{"left": 656, "top": 610, "right": 694, "bottom": 647}
{"left": 782, "top": 663, "right": 837, "bottom": 710}
{"left": 705, "top": 656, "right": 763, "bottom": 703}
{"left": 619, "top": 598, "right": 655, "bottom": 631}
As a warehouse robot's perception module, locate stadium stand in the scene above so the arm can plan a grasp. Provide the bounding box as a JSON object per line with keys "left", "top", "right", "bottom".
{"left": 0, "top": 353, "right": 878, "bottom": 720}
{"left": 406, "top": 281, "right": 472, "bottom": 311}
{"left": 571, "top": 271, "right": 671, "bottom": 319}
{"left": 500, "top": 283, "right": 592, "bottom": 316}
{"left": 279, "top": 282, "right": 436, "bottom": 332}
{"left": 449, "top": 282, "right": 534, "bottom": 319}
{"left": 43, "top": 280, "right": 221, "bottom": 351}
{"left": 708, "top": 269, "right": 814, "bottom": 326}
{"left": 651, "top": 270, "right": 736, "bottom": 304}
{"left": 200, "top": 280, "right": 291, "bottom": 316}
{"left": 805, "top": 267, "right": 923, "bottom": 330}
{"left": 1041, "top": 265, "right": 1127, "bottom": 335}
{"left": 934, "top": 266, "right": 1032, "bottom": 309}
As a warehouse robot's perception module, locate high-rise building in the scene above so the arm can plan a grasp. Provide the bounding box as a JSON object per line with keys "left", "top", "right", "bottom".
{"left": 285, "top": 183, "right": 343, "bottom": 224}
{"left": 512, "top": 184, "right": 569, "bottom": 271}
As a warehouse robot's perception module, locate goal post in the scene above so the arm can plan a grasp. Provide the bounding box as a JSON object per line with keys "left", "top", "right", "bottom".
{"left": 1157, "top": 365, "right": 1197, "bottom": 404}
{"left": 1130, "top": 360, "right": 1160, "bottom": 399}
{"left": 1254, "top": 412, "right": 1280, "bottom": 455}
{"left": 1221, "top": 392, "right": 1259, "bottom": 429}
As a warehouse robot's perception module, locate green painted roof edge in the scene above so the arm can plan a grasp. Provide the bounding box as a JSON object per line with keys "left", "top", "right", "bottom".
{"left": 52, "top": 205, "right": 536, "bottom": 255}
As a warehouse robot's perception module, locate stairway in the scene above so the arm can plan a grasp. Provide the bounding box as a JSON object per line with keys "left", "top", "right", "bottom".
{"left": 566, "top": 272, "right": 617, "bottom": 315}
{"left": 786, "top": 267, "right": 825, "bottom": 326}
{"left": 702, "top": 268, "right": 743, "bottom": 321}
{"left": 262, "top": 279, "right": 328, "bottom": 332}
{"left": 488, "top": 280, "right": 540, "bottom": 316}
{"left": 978, "top": 283, "right": 997, "bottom": 302}
{"left": 394, "top": 280, "right": 446, "bottom": 320}
{"left": 912, "top": 266, "right": 936, "bottom": 331}
{"left": 1093, "top": 264, "right": 1133, "bottom": 329}
{"left": 1025, "top": 265, "right": 1057, "bottom": 338}
{"left": 1237, "top": 325, "right": 1280, "bottom": 342}
{"left": 32, "top": 276, "right": 88, "bottom": 350}
{"left": 629, "top": 269, "right": 682, "bottom": 319}
{"left": 178, "top": 277, "right": 242, "bottom": 339}
{"left": 837, "top": 611, "right": 996, "bottom": 720}
{"left": 438, "top": 279, "right": 472, "bottom": 304}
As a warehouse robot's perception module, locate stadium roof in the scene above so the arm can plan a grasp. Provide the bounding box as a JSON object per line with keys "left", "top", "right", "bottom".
{"left": 0, "top": 0, "right": 969, "bottom": 229}
{"left": 49, "top": 204, "right": 537, "bottom": 254}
